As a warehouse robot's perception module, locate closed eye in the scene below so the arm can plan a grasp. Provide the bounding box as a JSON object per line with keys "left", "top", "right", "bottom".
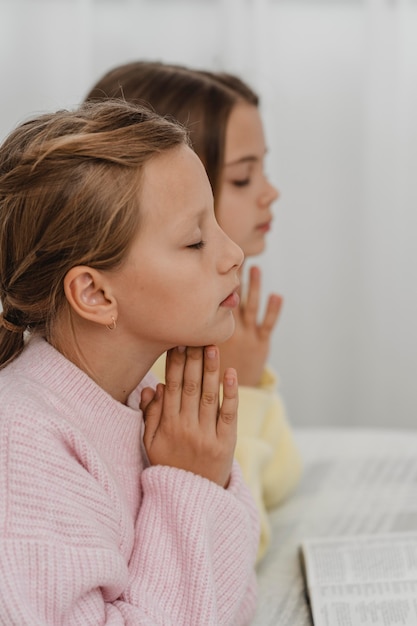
{"left": 187, "top": 240, "right": 206, "bottom": 250}
{"left": 232, "top": 178, "right": 250, "bottom": 187}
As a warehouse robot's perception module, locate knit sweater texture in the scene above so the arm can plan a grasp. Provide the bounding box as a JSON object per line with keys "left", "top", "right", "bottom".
{"left": 152, "top": 354, "right": 302, "bottom": 563}
{"left": 0, "top": 337, "right": 259, "bottom": 625}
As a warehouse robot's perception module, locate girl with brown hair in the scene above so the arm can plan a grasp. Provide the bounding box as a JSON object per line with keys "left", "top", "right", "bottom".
{"left": 86, "top": 62, "right": 302, "bottom": 561}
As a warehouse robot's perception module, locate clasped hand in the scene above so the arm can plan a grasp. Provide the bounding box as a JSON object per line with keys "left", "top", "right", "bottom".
{"left": 140, "top": 346, "right": 238, "bottom": 488}
{"left": 220, "top": 265, "right": 283, "bottom": 386}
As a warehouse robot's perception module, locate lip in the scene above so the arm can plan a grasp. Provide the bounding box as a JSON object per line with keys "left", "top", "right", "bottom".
{"left": 220, "top": 283, "right": 240, "bottom": 308}
{"left": 220, "top": 291, "right": 240, "bottom": 308}
{"left": 256, "top": 220, "right": 272, "bottom": 233}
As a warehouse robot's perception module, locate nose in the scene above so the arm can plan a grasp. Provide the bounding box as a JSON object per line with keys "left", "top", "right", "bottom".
{"left": 259, "top": 177, "right": 280, "bottom": 208}
{"left": 218, "top": 227, "right": 244, "bottom": 272}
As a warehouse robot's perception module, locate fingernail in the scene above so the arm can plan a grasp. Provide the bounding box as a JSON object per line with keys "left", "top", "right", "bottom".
{"left": 177, "top": 346, "right": 186, "bottom": 353}
{"left": 225, "top": 376, "right": 235, "bottom": 386}
{"left": 206, "top": 347, "right": 216, "bottom": 359}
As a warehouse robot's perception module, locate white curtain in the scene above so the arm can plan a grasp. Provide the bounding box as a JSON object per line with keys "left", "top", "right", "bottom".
{"left": 1, "top": 0, "right": 416, "bottom": 428}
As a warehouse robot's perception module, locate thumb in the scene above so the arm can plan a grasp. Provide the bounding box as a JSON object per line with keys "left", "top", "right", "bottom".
{"left": 217, "top": 368, "right": 238, "bottom": 442}
{"left": 140, "top": 386, "right": 156, "bottom": 414}
{"left": 141, "top": 384, "right": 164, "bottom": 448}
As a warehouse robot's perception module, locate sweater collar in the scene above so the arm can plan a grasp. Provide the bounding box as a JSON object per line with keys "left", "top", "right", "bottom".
{"left": 14, "top": 336, "right": 154, "bottom": 463}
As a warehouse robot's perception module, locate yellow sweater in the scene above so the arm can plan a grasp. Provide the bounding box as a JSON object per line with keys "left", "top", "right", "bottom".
{"left": 151, "top": 355, "right": 303, "bottom": 563}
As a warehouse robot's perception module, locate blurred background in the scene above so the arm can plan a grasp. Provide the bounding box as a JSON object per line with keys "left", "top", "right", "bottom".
{"left": 1, "top": 0, "right": 416, "bottom": 429}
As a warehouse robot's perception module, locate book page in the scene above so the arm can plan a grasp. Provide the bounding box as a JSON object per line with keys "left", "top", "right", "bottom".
{"left": 307, "top": 580, "right": 417, "bottom": 626}
{"left": 302, "top": 533, "right": 417, "bottom": 626}
{"left": 252, "top": 429, "right": 417, "bottom": 626}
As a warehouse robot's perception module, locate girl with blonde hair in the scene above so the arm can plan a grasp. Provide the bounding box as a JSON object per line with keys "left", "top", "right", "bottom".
{"left": 0, "top": 100, "right": 259, "bottom": 624}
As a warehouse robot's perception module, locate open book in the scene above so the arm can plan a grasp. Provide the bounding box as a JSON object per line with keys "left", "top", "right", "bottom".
{"left": 252, "top": 429, "right": 417, "bottom": 626}
{"left": 300, "top": 532, "right": 417, "bottom": 626}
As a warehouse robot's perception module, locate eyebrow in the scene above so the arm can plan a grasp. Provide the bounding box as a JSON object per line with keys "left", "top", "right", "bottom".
{"left": 224, "top": 156, "right": 258, "bottom": 167}
{"left": 173, "top": 207, "right": 208, "bottom": 230}
{"left": 224, "top": 148, "right": 269, "bottom": 168}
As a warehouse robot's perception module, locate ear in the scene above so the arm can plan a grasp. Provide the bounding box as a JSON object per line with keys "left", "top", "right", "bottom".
{"left": 63, "top": 266, "right": 117, "bottom": 328}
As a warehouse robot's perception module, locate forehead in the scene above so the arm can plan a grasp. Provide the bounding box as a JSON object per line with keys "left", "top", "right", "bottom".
{"left": 224, "top": 103, "right": 266, "bottom": 164}
{"left": 139, "top": 144, "right": 213, "bottom": 226}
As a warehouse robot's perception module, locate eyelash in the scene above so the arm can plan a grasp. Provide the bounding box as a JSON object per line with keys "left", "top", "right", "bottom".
{"left": 188, "top": 240, "right": 206, "bottom": 250}
{"left": 232, "top": 178, "right": 250, "bottom": 187}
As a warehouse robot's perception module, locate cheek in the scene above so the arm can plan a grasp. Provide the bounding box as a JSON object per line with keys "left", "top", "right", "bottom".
{"left": 217, "top": 195, "right": 244, "bottom": 239}
{"left": 147, "top": 272, "right": 198, "bottom": 313}
{"left": 219, "top": 206, "right": 253, "bottom": 248}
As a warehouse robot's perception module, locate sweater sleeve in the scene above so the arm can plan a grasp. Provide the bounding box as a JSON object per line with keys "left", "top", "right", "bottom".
{"left": 233, "top": 369, "right": 303, "bottom": 563}
{"left": 119, "top": 461, "right": 259, "bottom": 625}
{"left": 0, "top": 407, "right": 258, "bottom": 625}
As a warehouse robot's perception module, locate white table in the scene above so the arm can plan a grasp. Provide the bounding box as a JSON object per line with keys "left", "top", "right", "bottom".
{"left": 252, "top": 427, "right": 417, "bottom": 625}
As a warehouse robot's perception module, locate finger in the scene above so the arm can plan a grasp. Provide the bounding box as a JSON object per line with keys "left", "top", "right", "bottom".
{"left": 259, "top": 293, "right": 283, "bottom": 340}
{"left": 142, "top": 384, "right": 164, "bottom": 450}
{"left": 242, "top": 265, "right": 261, "bottom": 326}
{"left": 217, "top": 368, "right": 238, "bottom": 444}
{"left": 140, "top": 386, "right": 156, "bottom": 414}
{"left": 164, "top": 346, "right": 186, "bottom": 417}
{"left": 180, "top": 346, "right": 204, "bottom": 421}
{"left": 199, "top": 345, "right": 220, "bottom": 431}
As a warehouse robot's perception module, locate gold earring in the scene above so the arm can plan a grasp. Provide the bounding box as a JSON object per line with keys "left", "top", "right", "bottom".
{"left": 106, "top": 316, "right": 117, "bottom": 331}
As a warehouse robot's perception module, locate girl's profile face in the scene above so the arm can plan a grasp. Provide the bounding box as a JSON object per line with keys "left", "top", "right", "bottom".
{"left": 216, "top": 103, "right": 279, "bottom": 258}
{"left": 108, "top": 145, "right": 243, "bottom": 352}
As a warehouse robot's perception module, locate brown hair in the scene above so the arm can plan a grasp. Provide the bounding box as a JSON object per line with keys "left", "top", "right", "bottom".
{"left": 84, "top": 61, "right": 259, "bottom": 204}
{"left": 0, "top": 99, "right": 188, "bottom": 367}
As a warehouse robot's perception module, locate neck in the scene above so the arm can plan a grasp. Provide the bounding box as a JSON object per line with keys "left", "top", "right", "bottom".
{"left": 50, "top": 319, "right": 161, "bottom": 404}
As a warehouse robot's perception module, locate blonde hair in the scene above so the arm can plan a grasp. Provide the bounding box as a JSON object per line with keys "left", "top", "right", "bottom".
{"left": 0, "top": 99, "right": 188, "bottom": 367}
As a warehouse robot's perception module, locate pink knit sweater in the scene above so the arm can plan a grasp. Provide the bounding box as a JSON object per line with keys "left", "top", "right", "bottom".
{"left": 0, "top": 337, "right": 259, "bottom": 625}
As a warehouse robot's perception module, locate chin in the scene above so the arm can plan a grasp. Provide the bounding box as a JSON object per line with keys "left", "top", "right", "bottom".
{"left": 189, "top": 313, "right": 236, "bottom": 347}
{"left": 244, "top": 240, "right": 266, "bottom": 258}
{"left": 216, "top": 319, "right": 236, "bottom": 345}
